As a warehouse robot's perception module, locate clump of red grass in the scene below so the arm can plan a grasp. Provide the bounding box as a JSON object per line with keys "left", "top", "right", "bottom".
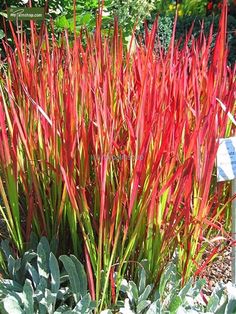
{"left": 0, "top": 0, "right": 235, "bottom": 308}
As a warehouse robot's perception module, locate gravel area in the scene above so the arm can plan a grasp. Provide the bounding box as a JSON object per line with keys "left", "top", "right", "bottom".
{"left": 201, "top": 244, "right": 231, "bottom": 296}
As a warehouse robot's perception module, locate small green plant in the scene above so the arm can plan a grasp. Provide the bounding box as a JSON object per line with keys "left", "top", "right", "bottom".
{"left": 0, "top": 237, "right": 96, "bottom": 313}
{"left": 112, "top": 259, "right": 236, "bottom": 313}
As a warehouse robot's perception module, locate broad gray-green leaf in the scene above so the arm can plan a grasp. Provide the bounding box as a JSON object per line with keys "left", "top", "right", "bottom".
{"left": 54, "top": 304, "right": 70, "bottom": 313}
{"left": 215, "top": 299, "right": 227, "bottom": 314}
{"left": 127, "top": 281, "right": 139, "bottom": 303}
{"left": 206, "top": 293, "right": 220, "bottom": 313}
{"left": 26, "top": 262, "right": 39, "bottom": 288}
{"left": 192, "top": 279, "right": 206, "bottom": 298}
{"left": 176, "top": 306, "right": 189, "bottom": 314}
{"left": 50, "top": 237, "right": 58, "bottom": 255}
{"left": 38, "top": 302, "right": 48, "bottom": 314}
{"left": 137, "top": 300, "right": 151, "bottom": 313}
{"left": 22, "top": 279, "right": 34, "bottom": 314}
{"left": 159, "top": 262, "right": 175, "bottom": 296}
{"left": 225, "top": 299, "right": 236, "bottom": 314}
{"left": 70, "top": 255, "right": 87, "bottom": 297}
{"left": 138, "top": 268, "right": 146, "bottom": 294}
{"left": 73, "top": 293, "right": 93, "bottom": 312}
{"left": 37, "top": 242, "right": 49, "bottom": 279}
{"left": 49, "top": 252, "right": 60, "bottom": 293}
{"left": 2, "top": 296, "right": 24, "bottom": 314}
{"left": 22, "top": 251, "right": 37, "bottom": 267}
{"left": 59, "top": 255, "right": 81, "bottom": 302}
{"left": 1, "top": 279, "right": 22, "bottom": 292}
{"left": 40, "top": 237, "right": 51, "bottom": 257}
{"left": 146, "top": 300, "right": 160, "bottom": 314}
{"left": 57, "top": 287, "right": 70, "bottom": 301}
{"left": 120, "top": 279, "right": 129, "bottom": 293}
{"left": 40, "top": 289, "right": 56, "bottom": 313}
{"left": 35, "top": 277, "right": 47, "bottom": 299}
{"left": 7, "top": 255, "right": 16, "bottom": 277}
{"left": 29, "top": 233, "right": 38, "bottom": 251}
{"left": 138, "top": 285, "right": 152, "bottom": 303}
{"left": 178, "top": 279, "right": 192, "bottom": 300}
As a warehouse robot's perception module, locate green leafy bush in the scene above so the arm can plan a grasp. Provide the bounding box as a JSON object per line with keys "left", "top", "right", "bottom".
{"left": 141, "top": 13, "right": 236, "bottom": 63}
{"left": 0, "top": 237, "right": 96, "bottom": 313}
{"left": 175, "top": 14, "right": 236, "bottom": 64}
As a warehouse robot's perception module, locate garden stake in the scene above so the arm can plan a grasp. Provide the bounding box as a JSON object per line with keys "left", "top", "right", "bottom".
{"left": 232, "top": 179, "right": 236, "bottom": 286}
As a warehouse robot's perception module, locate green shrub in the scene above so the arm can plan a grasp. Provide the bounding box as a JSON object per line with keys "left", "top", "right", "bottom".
{"left": 141, "top": 13, "right": 236, "bottom": 63}
{"left": 176, "top": 14, "right": 236, "bottom": 64}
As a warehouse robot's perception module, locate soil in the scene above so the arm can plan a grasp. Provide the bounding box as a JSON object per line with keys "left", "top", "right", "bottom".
{"left": 201, "top": 244, "right": 231, "bottom": 296}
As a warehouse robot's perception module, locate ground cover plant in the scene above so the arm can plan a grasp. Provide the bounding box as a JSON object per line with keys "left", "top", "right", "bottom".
{"left": 1, "top": 236, "right": 236, "bottom": 313}
{"left": 0, "top": 0, "right": 235, "bottom": 311}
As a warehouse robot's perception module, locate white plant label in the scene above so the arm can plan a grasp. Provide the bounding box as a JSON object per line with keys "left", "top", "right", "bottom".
{"left": 217, "top": 137, "right": 236, "bottom": 182}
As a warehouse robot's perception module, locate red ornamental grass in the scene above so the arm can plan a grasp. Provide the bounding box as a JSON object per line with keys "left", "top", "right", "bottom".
{"left": 0, "top": 0, "right": 235, "bottom": 309}
{"left": 207, "top": 1, "right": 214, "bottom": 10}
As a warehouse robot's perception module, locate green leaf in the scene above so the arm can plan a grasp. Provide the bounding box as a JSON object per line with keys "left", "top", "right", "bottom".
{"left": 26, "top": 263, "right": 39, "bottom": 288}
{"left": 168, "top": 295, "right": 182, "bottom": 313}
{"left": 70, "top": 255, "right": 87, "bottom": 297}
{"left": 225, "top": 299, "right": 236, "bottom": 314}
{"left": 40, "top": 289, "right": 57, "bottom": 313}
{"left": 138, "top": 268, "right": 146, "bottom": 294}
{"left": 0, "top": 29, "right": 5, "bottom": 39}
{"left": 7, "top": 255, "right": 16, "bottom": 278}
{"left": 38, "top": 302, "right": 48, "bottom": 314}
{"left": 73, "top": 293, "right": 95, "bottom": 312}
{"left": 49, "top": 237, "right": 58, "bottom": 255}
{"left": 49, "top": 252, "right": 60, "bottom": 294}
{"left": 159, "top": 262, "right": 175, "bottom": 296}
{"left": 138, "top": 285, "right": 152, "bottom": 303}
{"left": 127, "top": 281, "right": 139, "bottom": 304}
{"left": 22, "top": 279, "right": 34, "bottom": 314}
{"left": 2, "top": 296, "right": 24, "bottom": 314}
{"left": 54, "top": 304, "right": 70, "bottom": 313}
{"left": 21, "top": 251, "right": 37, "bottom": 279}
{"left": 35, "top": 277, "right": 47, "bottom": 297}
{"left": 29, "top": 233, "right": 38, "bottom": 251}
{"left": 178, "top": 279, "right": 192, "bottom": 300}
{"left": 40, "top": 237, "right": 51, "bottom": 257}
{"left": 146, "top": 300, "right": 160, "bottom": 314}
{"left": 192, "top": 279, "right": 206, "bottom": 298}
{"left": 137, "top": 300, "right": 151, "bottom": 313}
{"left": 0, "top": 12, "right": 7, "bottom": 18}
{"left": 59, "top": 255, "right": 82, "bottom": 302}
{"left": 79, "top": 12, "right": 93, "bottom": 26}
{"left": 57, "top": 287, "right": 70, "bottom": 301}
{"left": 55, "top": 15, "right": 69, "bottom": 29}
{"left": 120, "top": 279, "right": 129, "bottom": 293}
{"left": 37, "top": 242, "right": 49, "bottom": 279}
{"left": 225, "top": 284, "right": 236, "bottom": 313}
{"left": 207, "top": 293, "right": 220, "bottom": 312}
{"left": 0, "top": 279, "right": 23, "bottom": 292}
